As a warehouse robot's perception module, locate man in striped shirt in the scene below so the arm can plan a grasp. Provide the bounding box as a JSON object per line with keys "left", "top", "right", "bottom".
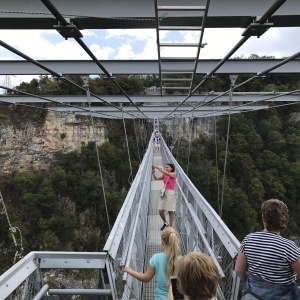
{"left": 235, "top": 199, "right": 300, "bottom": 300}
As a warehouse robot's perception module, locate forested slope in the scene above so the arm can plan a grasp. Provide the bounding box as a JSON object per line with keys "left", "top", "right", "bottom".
{"left": 170, "top": 105, "right": 300, "bottom": 241}
{"left": 0, "top": 116, "right": 150, "bottom": 273}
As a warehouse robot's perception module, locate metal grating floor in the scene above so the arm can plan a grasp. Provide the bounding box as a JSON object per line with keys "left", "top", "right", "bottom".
{"left": 142, "top": 150, "right": 165, "bottom": 300}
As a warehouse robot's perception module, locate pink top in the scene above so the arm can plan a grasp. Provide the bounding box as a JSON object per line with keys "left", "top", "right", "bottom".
{"left": 163, "top": 173, "right": 176, "bottom": 190}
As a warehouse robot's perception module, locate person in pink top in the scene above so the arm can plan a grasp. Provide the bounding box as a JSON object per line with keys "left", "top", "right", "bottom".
{"left": 152, "top": 163, "right": 176, "bottom": 230}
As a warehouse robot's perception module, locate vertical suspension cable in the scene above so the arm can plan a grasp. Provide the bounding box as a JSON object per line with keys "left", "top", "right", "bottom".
{"left": 219, "top": 87, "right": 233, "bottom": 218}
{"left": 213, "top": 104, "right": 221, "bottom": 214}
{"left": 83, "top": 79, "right": 111, "bottom": 231}
{"left": 170, "top": 118, "right": 174, "bottom": 155}
{"left": 176, "top": 118, "right": 181, "bottom": 159}
{"left": 133, "top": 118, "right": 141, "bottom": 163}
{"left": 0, "top": 191, "right": 23, "bottom": 263}
{"left": 121, "top": 108, "right": 134, "bottom": 184}
{"left": 138, "top": 119, "right": 145, "bottom": 154}
{"left": 186, "top": 110, "right": 195, "bottom": 176}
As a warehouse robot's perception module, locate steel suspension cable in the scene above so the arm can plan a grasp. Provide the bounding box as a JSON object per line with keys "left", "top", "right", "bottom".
{"left": 40, "top": 0, "right": 148, "bottom": 119}
{"left": 186, "top": 109, "right": 195, "bottom": 176}
{"left": 219, "top": 86, "right": 234, "bottom": 218}
{"left": 188, "top": 68, "right": 300, "bottom": 119}
{"left": 164, "top": 0, "right": 287, "bottom": 118}
{"left": 83, "top": 80, "right": 111, "bottom": 232}
{"left": 0, "top": 191, "right": 23, "bottom": 263}
{"left": 0, "top": 40, "right": 139, "bottom": 119}
{"left": 213, "top": 104, "right": 221, "bottom": 214}
{"left": 121, "top": 108, "right": 134, "bottom": 185}
{"left": 176, "top": 48, "right": 300, "bottom": 120}
{"left": 132, "top": 118, "right": 141, "bottom": 164}
{"left": 171, "top": 118, "right": 176, "bottom": 156}
{"left": 0, "top": 85, "right": 115, "bottom": 119}
{"left": 138, "top": 119, "right": 145, "bottom": 154}
{"left": 176, "top": 118, "right": 181, "bottom": 159}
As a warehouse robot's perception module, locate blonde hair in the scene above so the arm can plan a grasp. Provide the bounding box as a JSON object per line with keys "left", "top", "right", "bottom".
{"left": 177, "top": 252, "right": 219, "bottom": 300}
{"left": 161, "top": 227, "right": 181, "bottom": 280}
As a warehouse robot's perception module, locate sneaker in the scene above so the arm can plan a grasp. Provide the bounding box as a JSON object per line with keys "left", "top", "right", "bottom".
{"left": 160, "top": 223, "right": 169, "bottom": 231}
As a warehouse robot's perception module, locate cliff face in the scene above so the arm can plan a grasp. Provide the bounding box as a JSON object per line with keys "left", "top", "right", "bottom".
{"left": 0, "top": 105, "right": 213, "bottom": 174}
{"left": 0, "top": 111, "right": 106, "bottom": 173}
{"left": 161, "top": 117, "right": 215, "bottom": 140}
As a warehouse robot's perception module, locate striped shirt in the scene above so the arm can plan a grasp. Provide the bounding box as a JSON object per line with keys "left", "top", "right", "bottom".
{"left": 240, "top": 231, "right": 300, "bottom": 284}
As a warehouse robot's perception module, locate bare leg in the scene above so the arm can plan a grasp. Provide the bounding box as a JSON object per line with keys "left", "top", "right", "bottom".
{"left": 168, "top": 211, "right": 175, "bottom": 227}
{"left": 159, "top": 210, "right": 167, "bottom": 223}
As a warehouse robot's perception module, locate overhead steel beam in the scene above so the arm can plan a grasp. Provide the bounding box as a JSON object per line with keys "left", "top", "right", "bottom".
{"left": 72, "top": 110, "right": 251, "bottom": 119}
{"left": 1, "top": 59, "right": 300, "bottom": 76}
{"left": 1, "top": 93, "right": 299, "bottom": 104}
{"left": 47, "top": 105, "right": 268, "bottom": 112}
{"left": 0, "top": 0, "right": 299, "bottom": 29}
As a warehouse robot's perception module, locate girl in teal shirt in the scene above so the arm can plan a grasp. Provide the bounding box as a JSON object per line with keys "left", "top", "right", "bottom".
{"left": 123, "top": 227, "right": 181, "bottom": 300}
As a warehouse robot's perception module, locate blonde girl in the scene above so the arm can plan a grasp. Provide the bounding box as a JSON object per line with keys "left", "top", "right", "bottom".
{"left": 123, "top": 227, "right": 181, "bottom": 300}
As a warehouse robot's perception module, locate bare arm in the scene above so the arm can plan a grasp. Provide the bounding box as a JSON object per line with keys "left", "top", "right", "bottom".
{"left": 152, "top": 172, "right": 164, "bottom": 181}
{"left": 291, "top": 255, "right": 300, "bottom": 276}
{"left": 235, "top": 251, "right": 249, "bottom": 281}
{"left": 167, "top": 283, "right": 174, "bottom": 300}
{"left": 123, "top": 265, "right": 155, "bottom": 283}
{"left": 153, "top": 165, "right": 175, "bottom": 178}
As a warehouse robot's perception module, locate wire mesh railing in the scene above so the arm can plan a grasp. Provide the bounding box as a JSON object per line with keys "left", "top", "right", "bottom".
{"left": 161, "top": 138, "right": 241, "bottom": 300}
{"left": 103, "top": 137, "right": 153, "bottom": 299}
{"left": 0, "top": 252, "right": 110, "bottom": 300}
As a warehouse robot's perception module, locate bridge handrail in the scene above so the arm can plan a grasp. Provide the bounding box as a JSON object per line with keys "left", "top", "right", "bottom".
{"left": 160, "top": 137, "right": 241, "bottom": 300}
{"left": 103, "top": 137, "right": 153, "bottom": 258}
{"left": 103, "top": 135, "right": 154, "bottom": 299}
{"left": 161, "top": 138, "right": 240, "bottom": 256}
{"left": 0, "top": 251, "right": 108, "bottom": 299}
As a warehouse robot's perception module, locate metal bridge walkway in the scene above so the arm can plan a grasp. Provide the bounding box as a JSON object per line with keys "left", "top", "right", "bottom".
{"left": 0, "top": 135, "right": 241, "bottom": 300}
{"left": 143, "top": 149, "right": 165, "bottom": 300}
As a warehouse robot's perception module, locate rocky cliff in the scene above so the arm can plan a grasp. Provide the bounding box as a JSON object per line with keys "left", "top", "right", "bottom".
{"left": 0, "top": 104, "right": 214, "bottom": 174}
{"left": 161, "top": 117, "right": 215, "bottom": 140}
{"left": 0, "top": 110, "right": 106, "bottom": 173}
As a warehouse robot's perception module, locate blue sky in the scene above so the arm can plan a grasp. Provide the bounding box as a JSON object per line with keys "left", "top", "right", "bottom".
{"left": 1, "top": 26, "right": 300, "bottom": 89}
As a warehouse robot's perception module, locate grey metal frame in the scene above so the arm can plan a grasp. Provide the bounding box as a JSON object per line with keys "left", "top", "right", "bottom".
{"left": 1, "top": 0, "right": 300, "bottom": 30}
{"left": 1, "top": 0, "right": 300, "bottom": 119}
{"left": 1, "top": 59, "right": 300, "bottom": 75}
{"left": 0, "top": 251, "right": 110, "bottom": 299}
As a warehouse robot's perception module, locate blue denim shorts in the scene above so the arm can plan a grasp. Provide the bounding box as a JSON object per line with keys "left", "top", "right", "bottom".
{"left": 242, "top": 274, "right": 300, "bottom": 300}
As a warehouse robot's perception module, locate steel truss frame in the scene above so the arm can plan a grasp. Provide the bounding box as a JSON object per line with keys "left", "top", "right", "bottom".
{"left": 0, "top": 0, "right": 300, "bottom": 119}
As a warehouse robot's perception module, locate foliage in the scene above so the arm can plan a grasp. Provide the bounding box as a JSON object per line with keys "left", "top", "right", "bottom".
{"left": 172, "top": 108, "right": 300, "bottom": 241}
{"left": 0, "top": 118, "right": 150, "bottom": 270}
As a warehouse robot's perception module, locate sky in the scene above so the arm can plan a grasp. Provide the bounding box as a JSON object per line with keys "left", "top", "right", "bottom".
{"left": 1, "top": 26, "right": 300, "bottom": 90}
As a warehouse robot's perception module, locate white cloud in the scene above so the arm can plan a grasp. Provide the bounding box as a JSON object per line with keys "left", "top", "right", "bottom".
{"left": 114, "top": 43, "right": 135, "bottom": 59}
{"left": 236, "top": 27, "right": 300, "bottom": 58}
{"left": 90, "top": 43, "right": 115, "bottom": 59}
{"left": 201, "top": 27, "right": 300, "bottom": 59}
{"left": 0, "top": 30, "right": 90, "bottom": 60}
{"left": 135, "top": 39, "right": 158, "bottom": 60}
{"left": 82, "top": 30, "right": 97, "bottom": 37}
{"left": 105, "top": 29, "right": 156, "bottom": 41}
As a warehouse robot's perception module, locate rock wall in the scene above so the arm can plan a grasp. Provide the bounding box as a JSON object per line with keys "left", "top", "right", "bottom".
{"left": 0, "top": 108, "right": 214, "bottom": 174}
{"left": 160, "top": 117, "right": 215, "bottom": 140}
{"left": 0, "top": 111, "right": 106, "bottom": 173}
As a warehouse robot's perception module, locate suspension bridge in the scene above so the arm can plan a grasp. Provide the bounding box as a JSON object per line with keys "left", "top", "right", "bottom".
{"left": 0, "top": 134, "right": 241, "bottom": 299}
{"left": 1, "top": 0, "right": 300, "bottom": 299}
